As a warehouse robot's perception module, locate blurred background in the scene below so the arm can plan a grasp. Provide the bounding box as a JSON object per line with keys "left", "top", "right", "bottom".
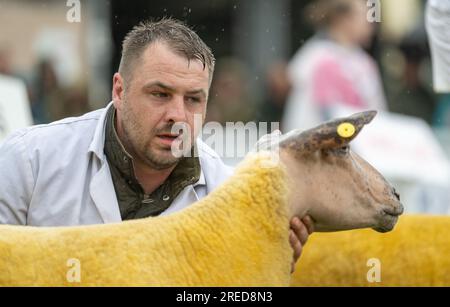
{"left": 0, "top": 0, "right": 449, "bottom": 214}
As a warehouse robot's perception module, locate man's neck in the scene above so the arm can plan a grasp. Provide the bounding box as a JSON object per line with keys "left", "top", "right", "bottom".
{"left": 132, "top": 158, "right": 177, "bottom": 194}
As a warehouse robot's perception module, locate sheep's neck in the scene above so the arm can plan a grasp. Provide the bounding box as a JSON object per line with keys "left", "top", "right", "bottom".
{"left": 279, "top": 150, "right": 314, "bottom": 220}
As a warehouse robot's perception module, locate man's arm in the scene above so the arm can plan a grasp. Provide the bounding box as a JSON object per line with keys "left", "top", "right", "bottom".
{"left": 0, "top": 132, "right": 33, "bottom": 225}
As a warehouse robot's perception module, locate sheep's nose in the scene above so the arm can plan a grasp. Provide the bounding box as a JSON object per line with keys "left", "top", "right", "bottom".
{"left": 392, "top": 187, "right": 400, "bottom": 201}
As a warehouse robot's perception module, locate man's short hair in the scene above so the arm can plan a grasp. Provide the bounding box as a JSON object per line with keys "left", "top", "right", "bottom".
{"left": 118, "top": 17, "right": 215, "bottom": 86}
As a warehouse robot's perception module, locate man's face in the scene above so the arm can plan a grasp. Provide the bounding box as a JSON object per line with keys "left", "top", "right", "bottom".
{"left": 112, "top": 41, "right": 210, "bottom": 170}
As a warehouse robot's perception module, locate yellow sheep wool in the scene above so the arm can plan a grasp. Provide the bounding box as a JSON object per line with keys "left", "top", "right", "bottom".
{"left": 291, "top": 215, "right": 450, "bottom": 286}
{"left": 0, "top": 152, "right": 293, "bottom": 286}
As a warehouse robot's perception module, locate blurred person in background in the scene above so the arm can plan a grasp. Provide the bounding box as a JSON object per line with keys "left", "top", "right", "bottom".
{"left": 282, "top": 0, "right": 387, "bottom": 132}
{"left": 30, "top": 59, "right": 65, "bottom": 124}
{"left": 257, "top": 60, "right": 292, "bottom": 127}
{"left": 0, "top": 49, "right": 8, "bottom": 135}
{"left": 63, "top": 83, "right": 90, "bottom": 119}
{"left": 388, "top": 27, "right": 436, "bottom": 125}
{"left": 0, "top": 46, "right": 33, "bottom": 126}
{"left": 0, "top": 48, "right": 13, "bottom": 76}
{"left": 426, "top": 0, "right": 450, "bottom": 127}
{"left": 0, "top": 47, "right": 27, "bottom": 82}
{"left": 205, "top": 57, "right": 256, "bottom": 125}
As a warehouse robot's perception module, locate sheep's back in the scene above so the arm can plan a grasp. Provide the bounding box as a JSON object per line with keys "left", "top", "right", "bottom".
{"left": 291, "top": 215, "right": 450, "bottom": 286}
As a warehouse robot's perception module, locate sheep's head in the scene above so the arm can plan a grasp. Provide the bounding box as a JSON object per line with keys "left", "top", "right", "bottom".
{"left": 277, "top": 111, "right": 403, "bottom": 233}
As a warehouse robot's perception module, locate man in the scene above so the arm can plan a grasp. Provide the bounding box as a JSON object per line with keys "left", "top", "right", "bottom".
{"left": 0, "top": 18, "right": 313, "bottom": 272}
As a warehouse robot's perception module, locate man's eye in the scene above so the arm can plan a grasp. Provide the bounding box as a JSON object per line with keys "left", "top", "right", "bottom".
{"left": 186, "top": 96, "right": 201, "bottom": 103}
{"left": 152, "top": 92, "right": 168, "bottom": 98}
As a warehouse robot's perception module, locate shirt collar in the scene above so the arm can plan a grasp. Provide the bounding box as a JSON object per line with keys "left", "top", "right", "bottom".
{"left": 88, "top": 101, "right": 114, "bottom": 160}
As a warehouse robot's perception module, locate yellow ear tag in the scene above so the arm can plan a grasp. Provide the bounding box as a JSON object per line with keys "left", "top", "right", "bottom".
{"left": 337, "top": 122, "right": 355, "bottom": 138}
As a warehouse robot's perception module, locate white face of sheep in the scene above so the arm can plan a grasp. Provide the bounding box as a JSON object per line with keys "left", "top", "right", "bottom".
{"left": 278, "top": 111, "right": 404, "bottom": 233}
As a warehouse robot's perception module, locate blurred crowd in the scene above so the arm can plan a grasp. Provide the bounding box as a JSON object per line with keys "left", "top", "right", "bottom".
{"left": 206, "top": 0, "right": 450, "bottom": 132}
{"left": 1, "top": 0, "right": 449, "bottom": 138}
{"left": 0, "top": 49, "right": 89, "bottom": 124}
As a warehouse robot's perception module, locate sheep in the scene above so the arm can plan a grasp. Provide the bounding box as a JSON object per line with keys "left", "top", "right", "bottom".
{"left": 291, "top": 215, "right": 450, "bottom": 286}
{"left": 0, "top": 110, "right": 403, "bottom": 286}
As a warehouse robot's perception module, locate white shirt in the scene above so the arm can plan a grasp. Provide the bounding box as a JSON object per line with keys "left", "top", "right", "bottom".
{"left": 426, "top": 1, "right": 450, "bottom": 92}
{"left": 428, "top": 0, "right": 450, "bottom": 12}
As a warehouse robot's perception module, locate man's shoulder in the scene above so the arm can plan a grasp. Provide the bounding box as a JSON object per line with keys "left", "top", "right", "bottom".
{"left": 196, "top": 138, "right": 234, "bottom": 176}
{"left": 196, "top": 138, "right": 221, "bottom": 158}
{"left": 2, "top": 108, "right": 105, "bottom": 149}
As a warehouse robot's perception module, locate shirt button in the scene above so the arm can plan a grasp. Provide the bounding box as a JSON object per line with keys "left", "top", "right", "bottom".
{"left": 163, "top": 195, "right": 170, "bottom": 201}
{"left": 123, "top": 156, "right": 128, "bottom": 162}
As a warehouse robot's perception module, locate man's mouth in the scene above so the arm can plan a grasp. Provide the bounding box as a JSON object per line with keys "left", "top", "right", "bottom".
{"left": 158, "top": 133, "right": 180, "bottom": 139}
{"left": 156, "top": 133, "right": 182, "bottom": 146}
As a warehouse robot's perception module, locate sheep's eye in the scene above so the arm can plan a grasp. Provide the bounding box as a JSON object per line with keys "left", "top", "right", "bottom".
{"left": 334, "top": 146, "right": 349, "bottom": 156}
{"left": 340, "top": 146, "right": 350, "bottom": 154}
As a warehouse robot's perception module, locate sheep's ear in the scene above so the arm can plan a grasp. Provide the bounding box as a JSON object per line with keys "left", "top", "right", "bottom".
{"left": 279, "top": 110, "right": 377, "bottom": 153}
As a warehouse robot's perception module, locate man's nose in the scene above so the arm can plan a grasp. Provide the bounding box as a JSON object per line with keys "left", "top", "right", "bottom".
{"left": 166, "top": 96, "right": 187, "bottom": 123}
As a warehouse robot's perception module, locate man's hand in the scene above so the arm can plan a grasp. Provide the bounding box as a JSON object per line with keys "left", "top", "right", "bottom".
{"left": 289, "top": 215, "right": 315, "bottom": 273}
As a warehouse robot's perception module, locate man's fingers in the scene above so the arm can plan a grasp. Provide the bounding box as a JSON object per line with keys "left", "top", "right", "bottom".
{"left": 289, "top": 225, "right": 304, "bottom": 274}
{"left": 289, "top": 216, "right": 313, "bottom": 274}
{"left": 302, "top": 215, "right": 315, "bottom": 234}
{"left": 291, "top": 217, "right": 309, "bottom": 245}
{"left": 289, "top": 230, "right": 302, "bottom": 260}
{"left": 289, "top": 230, "right": 297, "bottom": 248}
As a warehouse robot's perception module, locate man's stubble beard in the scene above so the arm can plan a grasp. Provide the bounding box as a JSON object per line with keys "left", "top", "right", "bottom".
{"left": 119, "top": 98, "right": 182, "bottom": 171}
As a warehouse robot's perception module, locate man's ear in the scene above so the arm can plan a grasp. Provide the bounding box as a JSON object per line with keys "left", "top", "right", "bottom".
{"left": 279, "top": 110, "right": 377, "bottom": 154}
{"left": 112, "top": 73, "right": 125, "bottom": 109}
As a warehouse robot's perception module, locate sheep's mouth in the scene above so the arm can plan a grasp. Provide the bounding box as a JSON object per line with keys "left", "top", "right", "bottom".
{"left": 373, "top": 205, "right": 404, "bottom": 233}
{"left": 373, "top": 225, "right": 395, "bottom": 233}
